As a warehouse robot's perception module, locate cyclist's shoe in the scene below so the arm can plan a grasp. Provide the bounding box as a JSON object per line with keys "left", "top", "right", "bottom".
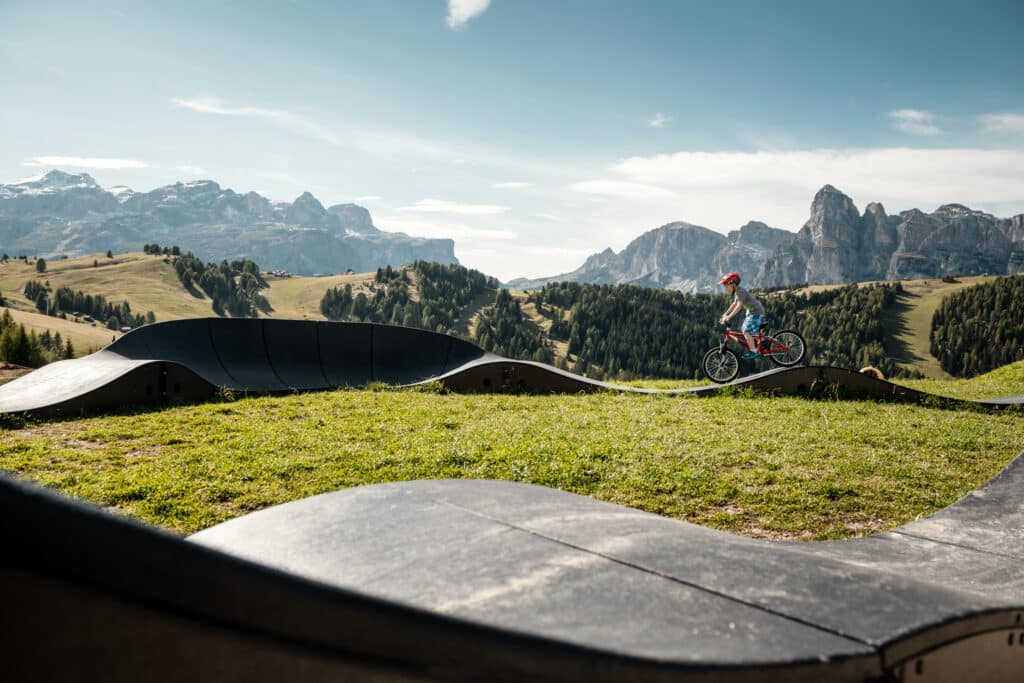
{"left": 741, "top": 351, "right": 760, "bottom": 360}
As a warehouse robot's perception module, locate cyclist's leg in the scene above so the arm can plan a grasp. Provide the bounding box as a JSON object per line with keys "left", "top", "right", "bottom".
{"left": 741, "top": 314, "right": 762, "bottom": 357}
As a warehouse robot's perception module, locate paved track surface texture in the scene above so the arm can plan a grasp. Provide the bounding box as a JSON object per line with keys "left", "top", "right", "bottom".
{"left": 0, "top": 318, "right": 1020, "bottom": 416}
{"left": 3, "top": 449, "right": 1023, "bottom": 681}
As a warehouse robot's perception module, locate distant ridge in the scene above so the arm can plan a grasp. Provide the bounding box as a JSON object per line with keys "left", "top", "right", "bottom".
{"left": 508, "top": 186, "right": 1024, "bottom": 292}
{"left": 0, "top": 170, "right": 458, "bottom": 276}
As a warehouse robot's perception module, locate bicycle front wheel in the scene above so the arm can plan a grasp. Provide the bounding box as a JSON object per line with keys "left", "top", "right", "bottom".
{"left": 702, "top": 347, "right": 740, "bottom": 383}
{"left": 767, "top": 330, "right": 806, "bottom": 367}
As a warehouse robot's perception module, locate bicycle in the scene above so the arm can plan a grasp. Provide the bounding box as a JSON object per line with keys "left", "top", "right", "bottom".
{"left": 701, "top": 322, "right": 806, "bottom": 383}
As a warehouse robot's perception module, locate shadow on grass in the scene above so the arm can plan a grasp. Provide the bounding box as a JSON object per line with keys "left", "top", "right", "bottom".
{"left": 183, "top": 280, "right": 206, "bottom": 300}
{"left": 880, "top": 291, "right": 923, "bottom": 364}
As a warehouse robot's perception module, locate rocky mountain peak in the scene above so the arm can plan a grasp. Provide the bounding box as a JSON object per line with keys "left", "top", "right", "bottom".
{"left": 13, "top": 169, "right": 100, "bottom": 190}
{"left": 730, "top": 221, "right": 790, "bottom": 248}
{"left": 328, "top": 203, "right": 377, "bottom": 234}
{"left": 933, "top": 203, "right": 986, "bottom": 219}
{"left": 292, "top": 191, "right": 325, "bottom": 211}
{"left": 581, "top": 247, "right": 616, "bottom": 270}
{"left": 179, "top": 179, "right": 220, "bottom": 190}
{"left": 809, "top": 184, "right": 857, "bottom": 217}
{"left": 285, "top": 191, "right": 329, "bottom": 227}
{"left": 814, "top": 183, "right": 843, "bottom": 197}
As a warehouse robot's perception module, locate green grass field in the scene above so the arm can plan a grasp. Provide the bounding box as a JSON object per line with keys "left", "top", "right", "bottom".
{"left": 261, "top": 271, "right": 376, "bottom": 319}
{"left": 879, "top": 276, "right": 996, "bottom": 379}
{"left": 2, "top": 362, "right": 1021, "bottom": 542}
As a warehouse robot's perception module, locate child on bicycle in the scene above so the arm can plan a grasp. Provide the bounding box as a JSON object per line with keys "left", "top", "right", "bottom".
{"left": 718, "top": 272, "right": 765, "bottom": 359}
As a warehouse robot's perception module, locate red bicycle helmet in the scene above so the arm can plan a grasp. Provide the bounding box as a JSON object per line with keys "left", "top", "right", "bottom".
{"left": 719, "top": 272, "right": 741, "bottom": 285}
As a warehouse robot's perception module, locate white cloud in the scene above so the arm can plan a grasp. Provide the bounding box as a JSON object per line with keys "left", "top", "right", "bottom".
{"left": 173, "top": 95, "right": 471, "bottom": 163}
{"left": 377, "top": 217, "right": 517, "bottom": 240}
{"left": 570, "top": 179, "right": 679, "bottom": 200}
{"left": 493, "top": 181, "right": 532, "bottom": 189}
{"left": 355, "top": 195, "right": 382, "bottom": 202}
{"left": 979, "top": 112, "right": 1024, "bottom": 135}
{"left": 609, "top": 147, "right": 1024, "bottom": 205}
{"left": 23, "top": 156, "right": 149, "bottom": 169}
{"left": 172, "top": 96, "right": 344, "bottom": 145}
{"left": 176, "top": 164, "right": 208, "bottom": 175}
{"left": 518, "top": 245, "right": 596, "bottom": 256}
{"left": 888, "top": 109, "right": 941, "bottom": 136}
{"left": 648, "top": 113, "right": 672, "bottom": 129}
{"left": 447, "top": 0, "right": 490, "bottom": 29}
{"left": 454, "top": 244, "right": 599, "bottom": 282}
{"left": 397, "top": 198, "right": 510, "bottom": 215}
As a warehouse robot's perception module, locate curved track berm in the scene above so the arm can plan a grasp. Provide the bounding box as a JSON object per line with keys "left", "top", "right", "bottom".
{"left": 3, "top": 451, "right": 1022, "bottom": 681}
{"left": 0, "top": 318, "right": 1018, "bottom": 416}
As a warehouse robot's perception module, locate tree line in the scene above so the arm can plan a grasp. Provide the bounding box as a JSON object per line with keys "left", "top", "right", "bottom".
{"left": 0, "top": 309, "right": 74, "bottom": 367}
{"left": 931, "top": 275, "right": 1024, "bottom": 377}
{"left": 474, "top": 288, "right": 552, "bottom": 362}
{"left": 172, "top": 253, "right": 268, "bottom": 317}
{"left": 320, "top": 261, "right": 498, "bottom": 334}
{"left": 143, "top": 243, "right": 182, "bottom": 256}
{"left": 23, "top": 280, "right": 153, "bottom": 330}
{"left": 526, "top": 281, "right": 907, "bottom": 380}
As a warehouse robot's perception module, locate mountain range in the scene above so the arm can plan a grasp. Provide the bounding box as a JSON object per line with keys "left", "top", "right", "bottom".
{"left": 0, "top": 170, "right": 457, "bottom": 275}
{"left": 509, "top": 185, "right": 1024, "bottom": 292}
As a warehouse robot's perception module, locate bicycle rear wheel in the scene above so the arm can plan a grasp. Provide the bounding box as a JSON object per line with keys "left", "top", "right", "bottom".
{"left": 702, "top": 347, "right": 740, "bottom": 383}
{"left": 767, "top": 330, "right": 806, "bottom": 367}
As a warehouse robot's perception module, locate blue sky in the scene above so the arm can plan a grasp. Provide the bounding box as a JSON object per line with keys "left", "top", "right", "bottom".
{"left": 2, "top": 0, "right": 1023, "bottom": 280}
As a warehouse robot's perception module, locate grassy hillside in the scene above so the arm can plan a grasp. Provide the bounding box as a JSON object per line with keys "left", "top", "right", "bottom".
{"left": 0, "top": 253, "right": 212, "bottom": 355}
{"left": 261, "top": 271, "right": 376, "bottom": 319}
{"left": 0, "top": 252, "right": 385, "bottom": 324}
{"left": 879, "top": 276, "right": 997, "bottom": 380}
{"left": 0, "top": 253, "right": 381, "bottom": 353}
{"left": 794, "top": 276, "right": 995, "bottom": 380}
{"left": 0, "top": 253, "right": 212, "bottom": 320}
{"left": 1, "top": 307, "right": 120, "bottom": 355}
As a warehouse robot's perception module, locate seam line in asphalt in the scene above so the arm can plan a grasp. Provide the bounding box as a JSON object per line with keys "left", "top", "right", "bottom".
{"left": 437, "top": 499, "right": 877, "bottom": 650}
{"left": 890, "top": 530, "right": 1024, "bottom": 561}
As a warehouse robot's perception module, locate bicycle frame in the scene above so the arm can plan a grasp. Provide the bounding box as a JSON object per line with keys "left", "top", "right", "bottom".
{"left": 720, "top": 326, "right": 792, "bottom": 356}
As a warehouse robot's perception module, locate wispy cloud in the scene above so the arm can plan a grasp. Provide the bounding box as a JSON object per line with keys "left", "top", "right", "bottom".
{"left": 534, "top": 212, "right": 570, "bottom": 223}
{"left": 176, "top": 164, "right": 208, "bottom": 175}
{"left": 173, "top": 95, "right": 469, "bottom": 162}
{"left": 888, "top": 109, "right": 941, "bottom": 136}
{"left": 570, "top": 179, "right": 678, "bottom": 200}
{"left": 447, "top": 0, "right": 490, "bottom": 29}
{"left": 355, "top": 195, "right": 382, "bottom": 202}
{"left": 493, "top": 181, "right": 532, "bottom": 189}
{"left": 648, "top": 113, "right": 672, "bottom": 129}
{"left": 609, "top": 147, "right": 1024, "bottom": 205}
{"left": 377, "top": 217, "right": 517, "bottom": 240}
{"left": 172, "top": 96, "right": 344, "bottom": 145}
{"left": 398, "top": 198, "right": 510, "bottom": 215}
{"left": 23, "top": 156, "right": 149, "bottom": 169}
{"left": 979, "top": 112, "right": 1024, "bottom": 135}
